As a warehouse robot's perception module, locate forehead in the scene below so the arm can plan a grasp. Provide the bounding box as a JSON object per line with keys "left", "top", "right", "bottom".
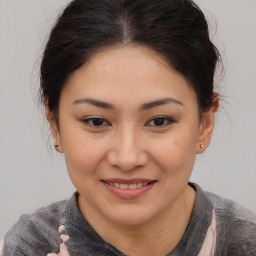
{"left": 62, "top": 46, "right": 197, "bottom": 106}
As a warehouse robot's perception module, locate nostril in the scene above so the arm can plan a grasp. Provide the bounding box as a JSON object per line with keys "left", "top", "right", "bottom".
{"left": 106, "top": 152, "right": 148, "bottom": 171}
{"left": 106, "top": 151, "right": 118, "bottom": 167}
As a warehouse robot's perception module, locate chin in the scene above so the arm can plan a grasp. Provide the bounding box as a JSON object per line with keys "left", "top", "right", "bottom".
{"left": 103, "top": 206, "right": 154, "bottom": 227}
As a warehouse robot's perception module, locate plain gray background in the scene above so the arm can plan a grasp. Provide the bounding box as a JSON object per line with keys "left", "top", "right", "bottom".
{"left": 0, "top": 0, "right": 256, "bottom": 240}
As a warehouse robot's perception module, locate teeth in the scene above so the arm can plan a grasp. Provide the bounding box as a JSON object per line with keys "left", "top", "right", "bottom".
{"left": 120, "top": 184, "right": 129, "bottom": 189}
{"left": 128, "top": 184, "right": 137, "bottom": 189}
{"left": 108, "top": 182, "right": 150, "bottom": 189}
{"left": 136, "top": 183, "right": 143, "bottom": 188}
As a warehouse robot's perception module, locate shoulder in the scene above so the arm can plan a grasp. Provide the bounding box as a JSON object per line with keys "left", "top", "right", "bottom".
{"left": 205, "top": 191, "right": 256, "bottom": 255}
{"left": 205, "top": 191, "right": 256, "bottom": 224}
{"left": 3, "top": 199, "right": 67, "bottom": 255}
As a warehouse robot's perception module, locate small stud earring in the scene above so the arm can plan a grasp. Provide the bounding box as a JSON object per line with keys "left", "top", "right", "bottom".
{"left": 54, "top": 144, "right": 60, "bottom": 148}
{"left": 200, "top": 144, "right": 204, "bottom": 149}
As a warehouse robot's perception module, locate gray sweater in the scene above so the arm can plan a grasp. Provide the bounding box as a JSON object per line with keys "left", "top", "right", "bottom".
{"left": 3, "top": 183, "right": 256, "bottom": 256}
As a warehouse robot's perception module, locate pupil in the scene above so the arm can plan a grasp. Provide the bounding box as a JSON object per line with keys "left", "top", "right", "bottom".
{"left": 154, "top": 118, "right": 164, "bottom": 126}
{"left": 93, "top": 118, "right": 104, "bottom": 126}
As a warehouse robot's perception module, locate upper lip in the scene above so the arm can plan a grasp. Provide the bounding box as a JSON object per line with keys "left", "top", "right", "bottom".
{"left": 102, "top": 178, "right": 157, "bottom": 184}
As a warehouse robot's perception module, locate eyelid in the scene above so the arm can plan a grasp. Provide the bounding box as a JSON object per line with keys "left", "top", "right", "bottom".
{"left": 145, "top": 116, "right": 176, "bottom": 127}
{"left": 82, "top": 117, "right": 111, "bottom": 127}
{"left": 81, "top": 116, "right": 175, "bottom": 128}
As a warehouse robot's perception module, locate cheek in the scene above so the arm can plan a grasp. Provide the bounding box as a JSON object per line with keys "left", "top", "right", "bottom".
{"left": 60, "top": 126, "right": 108, "bottom": 179}
{"left": 64, "top": 138, "right": 108, "bottom": 194}
{"left": 66, "top": 142, "right": 105, "bottom": 172}
{"left": 150, "top": 131, "right": 198, "bottom": 176}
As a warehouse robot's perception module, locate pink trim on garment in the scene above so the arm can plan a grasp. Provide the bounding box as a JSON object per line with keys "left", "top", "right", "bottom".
{"left": 198, "top": 210, "right": 216, "bottom": 256}
{"left": 47, "top": 211, "right": 216, "bottom": 256}
{"left": 47, "top": 225, "right": 70, "bottom": 256}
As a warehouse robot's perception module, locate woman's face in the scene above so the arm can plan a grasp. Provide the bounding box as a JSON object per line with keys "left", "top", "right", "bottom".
{"left": 49, "top": 46, "right": 217, "bottom": 227}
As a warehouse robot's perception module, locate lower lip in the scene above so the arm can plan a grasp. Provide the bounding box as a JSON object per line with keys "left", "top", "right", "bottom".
{"left": 102, "top": 182, "right": 156, "bottom": 200}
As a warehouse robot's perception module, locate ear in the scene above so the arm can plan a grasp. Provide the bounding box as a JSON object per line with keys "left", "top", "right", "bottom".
{"left": 196, "top": 94, "right": 219, "bottom": 154}
{"left": 45, "top": 101, "right": 64, "bottom": 153}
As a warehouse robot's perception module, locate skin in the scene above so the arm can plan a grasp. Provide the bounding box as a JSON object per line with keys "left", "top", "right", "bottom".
{"left": 46, "top": 46, "right": 219, "bottom": 256}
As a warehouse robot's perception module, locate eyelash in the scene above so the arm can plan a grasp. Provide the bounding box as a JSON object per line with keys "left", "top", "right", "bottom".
{"left": 82, "top": 116, "right": 176, "bottom": 128}
{"left": 82, "top": 117, "right": 110, "bottom": 127}
{"left": 145, "top": 116, "right": 176, "bottom": 127}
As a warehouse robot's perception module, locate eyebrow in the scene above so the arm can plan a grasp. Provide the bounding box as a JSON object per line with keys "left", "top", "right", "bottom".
{"left": 72, "top": 97, "right": 183, "bottom": 110}
{"left": 140, "top": 98, "right": 183, "bottom": 110}
{"left": 73, "top": 98, "right": 114, "bottom": 109}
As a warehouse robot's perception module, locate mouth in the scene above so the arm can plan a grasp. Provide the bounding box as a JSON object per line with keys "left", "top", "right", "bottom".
{"left": 101, "top": 179, "right": 157, "bottom": 199}
{"left": 102, "top": 181, "right": 155, "bottom": 190}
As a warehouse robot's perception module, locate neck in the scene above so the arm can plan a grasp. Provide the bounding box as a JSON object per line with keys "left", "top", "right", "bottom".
{"left": 79, "top": 185, "right": 195, "bottom": 256}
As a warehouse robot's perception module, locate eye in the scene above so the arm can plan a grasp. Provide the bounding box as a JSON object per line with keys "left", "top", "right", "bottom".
{"left": 146, "top": 116, "right": 175, "bottom": 127}
{"left": 82, "top": 117, "right": 110, "bottom": 127}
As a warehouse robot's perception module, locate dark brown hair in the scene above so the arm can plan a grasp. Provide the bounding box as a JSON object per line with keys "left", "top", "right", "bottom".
{"left": 40, "top": 0, "right": 220, "bottom": 121}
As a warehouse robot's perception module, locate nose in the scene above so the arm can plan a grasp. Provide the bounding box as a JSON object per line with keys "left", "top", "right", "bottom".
{"left": 107, "top": 125, "right": 148, "bottom": 171}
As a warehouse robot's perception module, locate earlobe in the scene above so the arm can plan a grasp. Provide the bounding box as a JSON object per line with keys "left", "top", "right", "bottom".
{"left": 196, "top": 94, "right": 219, "bottom": 154}
{"left": 44, "top": 101, "right": 64, "bottom": 153}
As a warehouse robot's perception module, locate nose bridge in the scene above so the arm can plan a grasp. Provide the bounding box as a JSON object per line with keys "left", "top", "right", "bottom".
{"left": 120, "top": 123, "right": 137, "bottom": 153}
{"left": 108, "top": 122, "right": 148, "bottom": 171}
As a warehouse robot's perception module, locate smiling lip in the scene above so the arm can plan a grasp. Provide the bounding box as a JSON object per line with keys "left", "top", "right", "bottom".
{"left": 102, "top": 179, "right": 157, "bottom": 200}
